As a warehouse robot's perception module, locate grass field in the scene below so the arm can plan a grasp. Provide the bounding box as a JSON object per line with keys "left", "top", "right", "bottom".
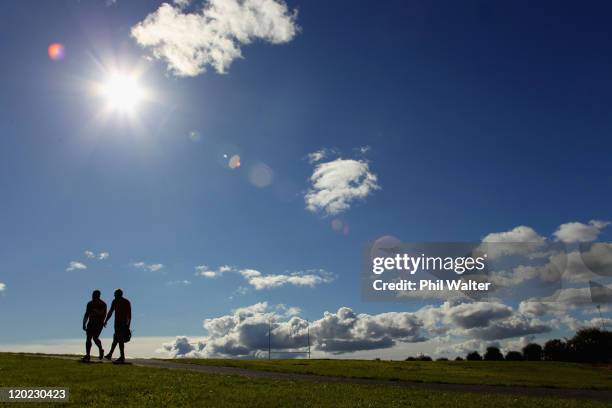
{"left": 0, "top": 353, "right": 610, "bottom": 407}
{"left": 173, "top": 358, "right": 612, "bottom": 390}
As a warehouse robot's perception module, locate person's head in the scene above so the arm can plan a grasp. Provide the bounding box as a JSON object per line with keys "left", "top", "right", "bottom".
{"left": 114, "top": 288, "right": 123, "bottom": 299}
{"left": 92, "top": 290, "right": 101, "bottom": 300}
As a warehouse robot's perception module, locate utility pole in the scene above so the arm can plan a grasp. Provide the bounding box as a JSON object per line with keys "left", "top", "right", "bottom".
{"left": 307, "top": 320, "right": 311, "bottom": 360}
{"left": 268, "top": 319, "right": 271, "bottom": 360}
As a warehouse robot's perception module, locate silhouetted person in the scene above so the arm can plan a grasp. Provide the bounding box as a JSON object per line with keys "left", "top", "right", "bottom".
{"left": 82, "top": 290, "right": 107, "bottom": 362}
{"left": 104, "top": 288, "right": 131, "bottom": 363}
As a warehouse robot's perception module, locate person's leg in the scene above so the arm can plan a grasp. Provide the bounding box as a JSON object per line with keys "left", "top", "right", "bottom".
{"left": 93, "top": 335, "right": 103, "bottom": 359}
{"left": 118, "top": 341, "right": 125, "bottom": 360}
{"left": 105, "top": 339, "right": 117, "bottom": 359}
{"left": 85, "top": 334, "right": 92, "bottom": 358}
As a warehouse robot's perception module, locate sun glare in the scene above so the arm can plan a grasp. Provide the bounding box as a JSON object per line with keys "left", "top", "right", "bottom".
{"left": 99, "top": 73, "right": 145, "bottom": 112}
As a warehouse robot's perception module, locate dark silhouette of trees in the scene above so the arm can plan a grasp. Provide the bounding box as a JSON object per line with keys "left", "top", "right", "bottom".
{"left": 566, "top": 328, "right": 612, "bottom": 363}
{"left": 504, "top": 351, "right": 523, "bottom": 361}
{"left": 406, "top": 329, "right": 612, "bottom": 363}
{"left": 543, "top": 339, "right": 568, "bottom": 361}
{"left": 522, "top": 343, "right": 543, "bottom": 361}
{"left": 484, "top": 346, "right": 504, "bottom": 361}
{"left": 466, "top": 351, "right": 482, "bottom": 361}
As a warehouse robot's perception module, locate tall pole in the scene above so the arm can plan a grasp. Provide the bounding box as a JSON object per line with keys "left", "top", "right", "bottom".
{"left": 307, "top": 320, "right": 311, "bottom": 360}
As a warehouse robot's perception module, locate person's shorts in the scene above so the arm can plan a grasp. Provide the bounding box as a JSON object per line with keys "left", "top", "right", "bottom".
{"left": 86, "top": 322, "right": 103, "bottom": 337}
{"left": 114, "top": 323, "right": 131, "bottom": 343}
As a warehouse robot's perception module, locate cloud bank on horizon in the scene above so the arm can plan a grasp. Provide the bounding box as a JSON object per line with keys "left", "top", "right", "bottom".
{"left": 159, "top": 282, "right": 612, "bottom": 358}
{"left": 131, "top": 0, "right": 299, "bottom": 76}
{"left": 159, "top": 220, "right": 611, "bottom": 358}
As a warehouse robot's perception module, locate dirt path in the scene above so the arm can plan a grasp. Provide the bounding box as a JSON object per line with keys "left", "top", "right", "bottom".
{"left": 28, "top": 354, "right": 612, "bottom": 401}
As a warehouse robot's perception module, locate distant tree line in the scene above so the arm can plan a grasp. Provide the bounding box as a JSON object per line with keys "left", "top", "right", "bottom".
{"left": 403, "top": 328, "right": 612, "bottom": 363}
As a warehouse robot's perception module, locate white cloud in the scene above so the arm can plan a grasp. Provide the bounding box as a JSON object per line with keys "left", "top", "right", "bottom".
{"left": 481, "top": 226, "right": 547, "bottom": 259}
{"left": 197, "top": 265, "right": 334, "bottom": 290}
{"left": 483, "top": 225, "right": 546, "bottom": 244}
{"left": 239, "top": 268, "right": 334, "bottom": 290}
{"left": 131, "top": 0, "right": 299, "bottom": 76}
{"left": 195, "top": 264, "right": 232, "bottom": 278}
{"left": 554, "top": 220, "right": 610, "bottom": 243}
{"left": 66, "top": 261, "right": 87, "bottom": 272}
{"left": 307, "top": 148, "right": 337, "bottom": 164}
{"left": 159, "top": 302, "right": 425, "bottom": 358}
{"left": 133, "top": 262, "right": 164, "bottom": 272}
{"left": 305, "top": 158, "right": 380, "bottom": 216}
{"left": 312, "top": 307, "right": 425, "bottom": 354}
{"left": 85, "top": 250, "right": 110, "bottom": 260}
{"left": 158, "top": 296, "right": 575, "bottom": 358}
{"left": 0, "top": 282, "right": 5, "bottom": 292}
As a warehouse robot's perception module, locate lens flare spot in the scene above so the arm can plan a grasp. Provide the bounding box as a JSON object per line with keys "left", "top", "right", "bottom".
{"left": 332, "top": 219, "right": 350, "bottom": 235}
{"left": 188, "top": 130, "right": 201, "bottom": 142}
{"left": 248, "top": 163, "right": 273, "bottom": 188}
{"left": 228, "top": 155, "right": 241, "bottom": 169}
{"left": 48, "top": 43, "right": 65, "bottom": 61}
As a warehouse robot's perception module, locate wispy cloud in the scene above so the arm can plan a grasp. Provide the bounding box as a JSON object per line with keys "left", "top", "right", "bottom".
{"left": 66, "top": 261, "right": 87, "bottom": 272}
{"left": 305, "top": 157, "right": 380, "bottom": 216}
{"left": 239, "top": 268, "right": 334, "bottom": 290}
{"left": 197, "top": 265, "right": 334, "bottom": 290}
{"left": 0, "top": 282, "right": 6, "bottom": 292}
{"left": 166, "top": 280, "right": 192, "bottom": 286}
{"left": 133, "top": 261, "right": 164, "bottom": 272}
{"left": 307, "top": 148, "right": 337, "bottom": 164}
{"left": 85, "top": 250, "right": 110, "bottom": 260}
{"left": 195, "top": 265, "right": 232, "bottom": 278}
{"left": 131, "top": 0, "right": 299, "bottom": 76}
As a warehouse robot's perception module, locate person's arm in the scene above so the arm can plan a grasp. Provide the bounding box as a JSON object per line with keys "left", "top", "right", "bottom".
{"left": 104, "top": 300, "right": 115, "bottom": 327}
{"left": 126, "top": 301, "right": 132, "bottom": 328}
{"left": 82, "top": 304, "right": 89, "bottom": 331}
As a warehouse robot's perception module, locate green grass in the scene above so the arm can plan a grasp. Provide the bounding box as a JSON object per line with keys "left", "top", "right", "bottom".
{"left": 172, "top": 358, "right": 612, "bottom": 390}
{"left": 0, "top": 353, "right": 608, "bottom": 407}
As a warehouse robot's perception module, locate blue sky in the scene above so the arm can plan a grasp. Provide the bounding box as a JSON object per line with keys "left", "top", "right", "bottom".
{"left": 0, "top": 0, "right": 611, "bottom": 358}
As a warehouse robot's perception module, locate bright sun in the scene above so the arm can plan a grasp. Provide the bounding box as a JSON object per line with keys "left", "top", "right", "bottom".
{"left": 99, "top": 73, "right": 145, "bottom": 112}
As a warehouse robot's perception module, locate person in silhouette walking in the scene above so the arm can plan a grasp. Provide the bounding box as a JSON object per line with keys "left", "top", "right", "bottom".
{"left": 82, "top": 289, "right": 107, "bottom": 362}
{"left": 103, "top": 288, "right": 131, "bottom": 363}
